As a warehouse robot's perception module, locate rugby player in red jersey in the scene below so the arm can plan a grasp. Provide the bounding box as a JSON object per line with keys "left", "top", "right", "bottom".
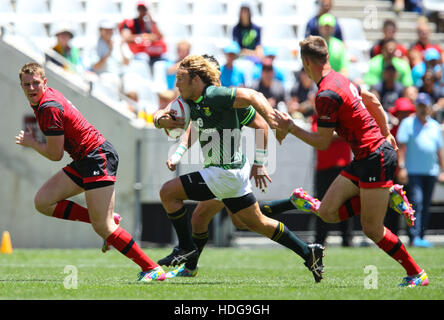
{"left": 15, "top": 62, "right": 165, "bottom": 283}
{"left": 275, "top": 36, "right": 428, "bottom": 287}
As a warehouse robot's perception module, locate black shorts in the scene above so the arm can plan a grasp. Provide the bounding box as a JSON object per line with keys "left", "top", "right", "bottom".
{"left": 341, "top": 141, "right": 396, "bottom": 188}
{"left": 63, "top": 140, "right": 119, "bottom": 190}
{"left": 179, "top": 171, "right": 257, "bottom": 214}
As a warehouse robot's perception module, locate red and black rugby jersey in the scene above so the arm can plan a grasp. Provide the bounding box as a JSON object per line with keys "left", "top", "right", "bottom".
{"left": 31, "top": 87, "right": 106, "bottom": 161}
{"left": 315, "top": 71, "right": 385, "bottom": 160}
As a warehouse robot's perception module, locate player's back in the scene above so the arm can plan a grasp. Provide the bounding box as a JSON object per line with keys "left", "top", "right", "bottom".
{"left": 315, "top": 70, "right": 385, "bottom": 160}
{"left": 34, "top": 87, "right": 105, "bottom": 160}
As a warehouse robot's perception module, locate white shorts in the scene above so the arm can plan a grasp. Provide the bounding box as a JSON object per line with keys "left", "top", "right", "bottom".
{"left": 199, "top": 160, "right": 252, "bottom": 200}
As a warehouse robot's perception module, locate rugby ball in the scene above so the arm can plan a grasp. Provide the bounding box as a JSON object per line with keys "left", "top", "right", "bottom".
{"left": 164, "top": 97, "right": 191, "bottom": 139}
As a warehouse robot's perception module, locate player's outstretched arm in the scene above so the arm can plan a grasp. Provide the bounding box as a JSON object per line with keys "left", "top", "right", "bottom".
{"left": 15, "top": 126, "right": 64, "bottom": 161}
{"left": 361, "top": 88, "right": 398, "bottom": 150}
{"left": 275, "top": 110, "right": 335, "bottom": 150}
{"left": 233, "top": 88, "right": 278, "bottom": 129}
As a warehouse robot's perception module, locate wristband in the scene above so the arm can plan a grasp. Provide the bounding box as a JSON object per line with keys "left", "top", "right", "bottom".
{"left": 170, "top": 144, "right": 188, "bottom": 165}
{"left": 254, "top": 148, "right": 267, "bottom": 166}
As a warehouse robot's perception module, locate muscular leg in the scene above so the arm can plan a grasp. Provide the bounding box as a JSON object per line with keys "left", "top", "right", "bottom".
{"left": 159, "top": 177, "right": 196, "bottom": 250}
{"left": 235, "top": 202, "right": 311, "bottom": 259}
{"left": 85, "top": 185, "right": 117, "bottom": 239}
{"left": 359, "top": 187, "right": 390, "bottom": 243}
{"left": 191, "top": 199, "right": 224, "bottom": 234}
{"left": 34, "top": 170, "right": 84, "bottom": 216}
{"left": 361, "top": 187, "right": 423, "bottom": 276}
{"left": 317, "top": 175, "right": 360, "bottom": 223}
{"left": 90, "top": 185, "right": 158, "bottom": 272}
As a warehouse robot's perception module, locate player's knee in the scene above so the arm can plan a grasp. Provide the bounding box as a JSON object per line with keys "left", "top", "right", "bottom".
{"left": 317, "top": 207, "right": 338, "bottom": 223}
{"left": 33, "top": 193, "right": 51, "bottom": 216}
{"left": 361, "top": 221, "right": 383, "bottom": 242}
{"left": 90, "top": 218, "right": 114, "bottom": 239}
{"left": 231, "top": 218, "right": 249, "bottom": 230}
{"left": 159, "top": 181, "right": 174, "bottom": 203}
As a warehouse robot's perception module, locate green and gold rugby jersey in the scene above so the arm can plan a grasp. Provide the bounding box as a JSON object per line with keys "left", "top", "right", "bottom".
{"left": 186, "top": 85, "right": 256, "bottom": 170}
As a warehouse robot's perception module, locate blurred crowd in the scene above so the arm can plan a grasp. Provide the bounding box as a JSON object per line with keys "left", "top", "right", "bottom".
{"left": 42, "top": 0, "right": 444, "bottom": 130}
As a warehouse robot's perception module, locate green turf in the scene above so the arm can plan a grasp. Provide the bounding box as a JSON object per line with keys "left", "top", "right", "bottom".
{"left": 0, "top": 246, "right": 443, "bottom": 300}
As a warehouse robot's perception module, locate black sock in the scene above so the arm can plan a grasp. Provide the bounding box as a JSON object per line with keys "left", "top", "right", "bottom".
{"left": 259, "top": 199, "right": 295, "bottom": 217}
{"left": 167, "top": 206, "right": 196, "bottom": 251}
{"left": 185, "top": 231, "right": 209, "bottom": 270}
{"left": 271, "top": 222, "right": 310, "bottom": 260}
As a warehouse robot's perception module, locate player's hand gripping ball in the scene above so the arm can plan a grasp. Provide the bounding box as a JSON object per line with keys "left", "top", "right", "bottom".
{"left": 164, "top": 97, "right": 191, "bottom": 139}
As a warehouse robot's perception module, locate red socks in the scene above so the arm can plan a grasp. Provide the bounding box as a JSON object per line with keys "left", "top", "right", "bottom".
{"left": 377, "top": 228, "right": 422, "bottom": 276}
{"left": 106, "top": 227, "right": 158, "bottom": 271}
{"left": 53, "top": 200, "right": 90, "bottom": 223}
{"left": 338, "top": 196, "right": 361, "bottom": 222}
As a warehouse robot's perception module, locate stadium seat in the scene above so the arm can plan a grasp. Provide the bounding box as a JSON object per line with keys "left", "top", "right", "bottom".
{"left": 50, "top": 0, "right": 85, "bottom": 14}
{"left": 156, "top": 21, "right": 191, "bottom": 43}
{"left": 261, "top": 23, "right": 297, "bottom": 47}
{"left": 157, "top": 0, "right": 192, "bottom": 23}
{"left": 0, "top": 0, "right": 15, "bottom": 24}
{"left": 152, "top": 60, "right": 168, "bottom": 92}
{"left": 423, "top": 0, "right": 444, "bottom": 12}
{"left": 191, "top": 0, "right": 226, "bottom": 24}
{"left": 191, "top": 22, "right": 226, "bottom": 42}
{"left": 15, "top": 0, "right": 52, "bottom": 23}
{"left": 338, "top": 18, "right": 370, "bottom": 50}
{"left": 85, "top": 0, "right": 121, "bottom": 22}
{"left": 190, "top": 41, "right": 223, "bottom": 59}
{"left": 120, "top": 0, "right": 141, "bottom": 19}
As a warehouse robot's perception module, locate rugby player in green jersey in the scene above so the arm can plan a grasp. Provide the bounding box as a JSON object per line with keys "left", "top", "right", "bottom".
{"left": 154, "top": 55, "right": 325, "bottom": 282}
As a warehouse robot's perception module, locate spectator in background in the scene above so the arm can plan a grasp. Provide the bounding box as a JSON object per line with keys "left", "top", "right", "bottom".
{"left": 287, "top": 69, "right": 317, "bottom": 119}
{"left": 232, "top": 2, "right": 262, "bottom": 63}
{"left": 392, "top": 0, "right": 423, "bottom": 13}
{"left": 419, "top": 69, "right": 444, "bottom": 106}
{"left": 397, "top": 93, "right": 444, "bottom": 247}
{"left": 86, "top": 20, "right": 131, "bottom": 77}
{"left": 47, "top": 26, "right": 81, "bottom": 72}
{"left": 318, "top": 13, "right": 348, "bottom": 77}
{"left": 404, "top": 85, "right": 419, "bottom": 105}
{"left": 412, "top": 48, "right": 443, "bottom": 87}
{"left": 250, "top": 58, "right": 286, "bottom": 109}
{"left": 388, "top": 97, "right": 416, "bottom": 140}
{"left": 305, "top": 0, "right": 343, "bottom": 40}
{"left": 165, "top": 40, "right": 191, "bottom": 90}
{"left": 370, "top": 19, "right": 408, "bottom": 62}
{"left": 119, "top": 1, "right": 166, "bottom": 67}
{"left": 364, "top": 38, "right": 413, "bottom": 88}
{"left": 252, "top": 46, "right": 285, "bottom": 83}
{"left": 220, "top": 41, "right": 246, "bottom": 88}
{"left": 410, "top": 19, "right": 444, "bottom": 64}
{"left": 370, "top": 64, "right": 405, "bottom": 111}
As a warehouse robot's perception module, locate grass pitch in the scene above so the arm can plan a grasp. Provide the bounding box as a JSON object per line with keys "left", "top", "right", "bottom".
{"left": 0, "top": 246, "right": 443, "bottom": 300}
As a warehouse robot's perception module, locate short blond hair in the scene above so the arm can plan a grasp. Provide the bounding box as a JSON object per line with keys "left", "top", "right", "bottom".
{"left": 299, "top": 36, "right": 329, "bottom": 64}
{"left": 19, "top": 62, "right": 45, "bottom": 82}
{"left": 179, "top": 55, "right": 221, "bottom": 86}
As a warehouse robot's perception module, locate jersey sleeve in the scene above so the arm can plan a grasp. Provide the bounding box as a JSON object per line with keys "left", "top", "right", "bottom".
{"left": 237, "top": 106, "right": 256, "bottom": 127}
{"left": 315, "top": 90, "right": 343, "bottom": 128}
{"left": 205, "top": 85, "right": 237, "bottom": 112}
{"left": 38, "top": 102, "right": 64, "bottom": 136}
